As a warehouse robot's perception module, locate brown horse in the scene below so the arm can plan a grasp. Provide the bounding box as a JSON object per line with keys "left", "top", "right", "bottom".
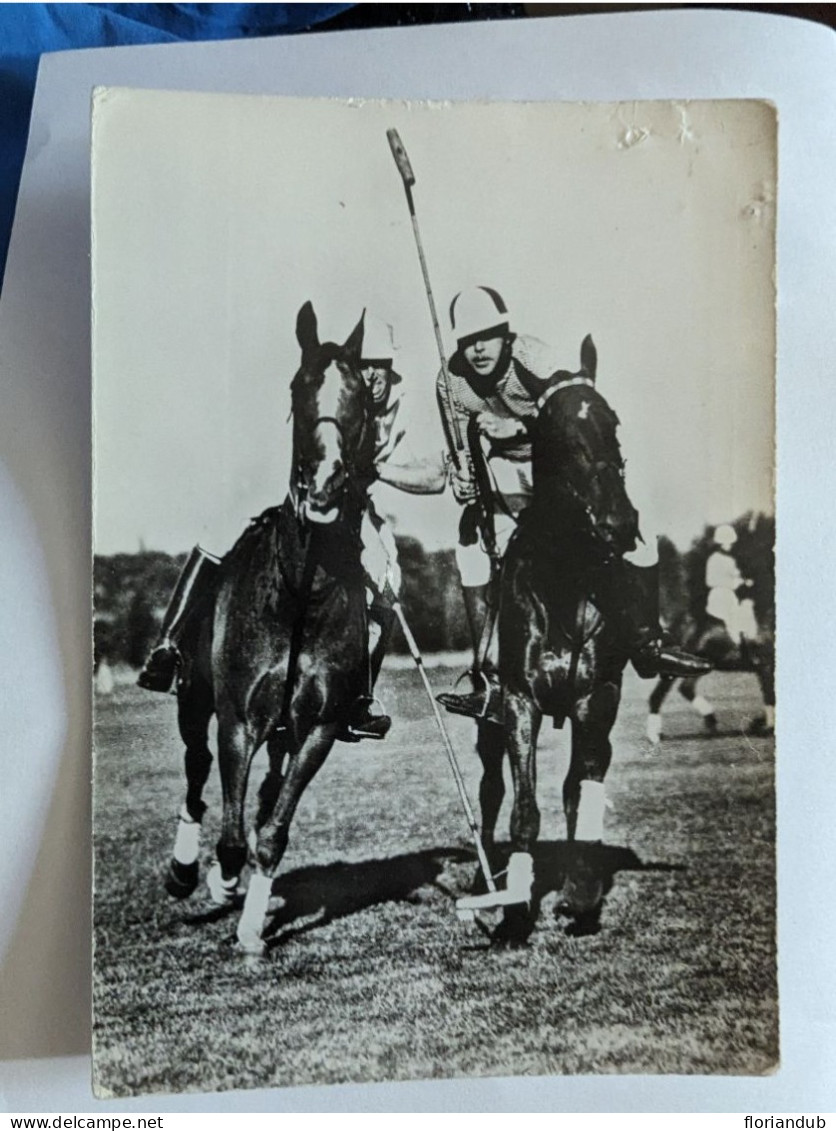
{"left": 164, "top": 302, "right": 375, "bottom": 954}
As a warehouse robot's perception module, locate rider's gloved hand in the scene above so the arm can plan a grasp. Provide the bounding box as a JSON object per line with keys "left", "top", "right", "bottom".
{"left": 447, "top": 459, "right": 477, "bottom": 505}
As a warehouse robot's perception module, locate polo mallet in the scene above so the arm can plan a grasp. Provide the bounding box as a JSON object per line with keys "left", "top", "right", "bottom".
{"left": 386, "top": 128, "right": 464, "bottom": 467}
{"left": 388, "top": 595, "right": 497, "bottom": 901}
{"left": 386, "top": 129, "right": 532, "bottom": 916}
{"left": 387, "top": 126, "right": 501, "bottom": 699}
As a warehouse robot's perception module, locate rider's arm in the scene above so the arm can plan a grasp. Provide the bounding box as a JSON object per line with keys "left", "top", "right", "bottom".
{"left": 376, "top": 451, "right": 447, "bottom": 494}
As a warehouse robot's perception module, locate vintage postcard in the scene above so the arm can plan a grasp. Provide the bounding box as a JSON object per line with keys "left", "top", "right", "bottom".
{"left": 92, "top": 91, "right": 776, "bottom": 1097}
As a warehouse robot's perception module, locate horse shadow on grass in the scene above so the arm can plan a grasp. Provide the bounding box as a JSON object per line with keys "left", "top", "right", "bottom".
{"left": 181, "top": 842, "right": 682, "bottom": 947}
{"left": 260, "top": 847, "right": 474, "bottom": 949}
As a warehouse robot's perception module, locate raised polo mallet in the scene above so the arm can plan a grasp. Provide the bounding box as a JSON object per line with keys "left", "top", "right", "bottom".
{"left": 386, "top": 128, "right": 464, "bottom": 466}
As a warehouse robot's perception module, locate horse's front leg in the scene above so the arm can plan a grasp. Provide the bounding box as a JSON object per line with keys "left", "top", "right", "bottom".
{"left": 561, "top": 679, "right": 620, "bottom": 926}
{"left": 254, "top": 729, "right": 288, "bottom": 832}
{"left": 166, "top": 679, "right": 214, "bottom": 899}
{"left": 207, "top": 712, "right": 255, "bottom": 908}
{"left": 236, "top": 721, "right": 337, "bottom": 956}
{"left": 472, "top": 720, "right": 505, "bottom": 889}
{"left": 646, "top": 676, "right": 675, "bottom": 746}
{"left": 489, "top": 690, "right": 541, "bottom": 943}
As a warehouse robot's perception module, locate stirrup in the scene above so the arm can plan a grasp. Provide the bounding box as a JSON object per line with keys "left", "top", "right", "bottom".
{"left": 437, "top": 670, "right": 504, "bottom": 725}
{"left": 340, "top": 697, "right": 392, "bottom": 743}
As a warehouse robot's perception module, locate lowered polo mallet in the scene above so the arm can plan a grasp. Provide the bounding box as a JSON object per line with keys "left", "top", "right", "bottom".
{"left": 387, "top": 596, "right": 496, "bottom": 898}
{"left": 391, "top": 596, "right": 541, "bottom": 917}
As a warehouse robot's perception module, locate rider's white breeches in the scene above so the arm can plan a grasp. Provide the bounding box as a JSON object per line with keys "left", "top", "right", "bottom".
{"left": 456, "top": 512, "right": 517, "bottom": 587}
{"left": 708, "top": 588, "right": 758, "bottom": 641}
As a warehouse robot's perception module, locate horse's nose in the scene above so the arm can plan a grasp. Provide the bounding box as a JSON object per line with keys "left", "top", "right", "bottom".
{"left": 306, "top": 462, "right": 346, "bottom": 524}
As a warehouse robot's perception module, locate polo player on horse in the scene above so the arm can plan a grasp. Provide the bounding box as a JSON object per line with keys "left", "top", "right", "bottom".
{"left": 435, "top": 285, "right": 710, "bottom": 722}
{"left": 138, "top": 311, "right": 446, "bottom": 740}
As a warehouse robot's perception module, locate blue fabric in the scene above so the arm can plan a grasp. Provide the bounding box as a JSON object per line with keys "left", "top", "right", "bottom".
{"left": 0, "top": 3, "right": 353, "bottom": 289}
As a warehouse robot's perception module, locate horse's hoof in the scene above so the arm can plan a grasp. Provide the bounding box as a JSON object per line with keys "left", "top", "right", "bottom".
{"left": 165, "top": 858, "right": 199, "bottom": 899}
{"left": 206, "top": 863, "right": 240, "bottom": 906}
{"left": 492, "top": 903, "right": 536, "bottom": 948}
{"left": 704, "top": 712, "right": 719, "bottom": 734}
{"left": 746, "top": 714, "right": 774, "bottom": 737}
{"left": 559, "top": 844, "right": 605, "bottom": 919}
{"left": 235, "top": 930, "right": 268, "bottom": 958}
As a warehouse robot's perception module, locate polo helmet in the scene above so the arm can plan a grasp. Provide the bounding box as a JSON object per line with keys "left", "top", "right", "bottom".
{"left": 360, "top": 314, "right": 399, "bottom": 366}
{"left": 713, "top": 524, "right": 737, "bottom": 549}
{"left": 449, "top": 286, "right": 511, "bottom": 345}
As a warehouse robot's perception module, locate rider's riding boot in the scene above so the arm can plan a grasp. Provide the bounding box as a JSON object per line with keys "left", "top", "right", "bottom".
{"left": 137, "top": 546, "right": 220, "bottom": 693}
{"left": 610, "top": 562, "right": 712, "bottom": 679}
{"left": 340, "top": 606, "right": 393, "bottom": 742}
{"left": 437, "top": 583, "right": 504, "bottom": 725}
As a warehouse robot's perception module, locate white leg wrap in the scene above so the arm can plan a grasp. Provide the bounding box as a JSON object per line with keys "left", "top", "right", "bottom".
{"left": 173, "top": 804, "right": 201, "bottom": 865}
{"left": 764, "top": 704, "right": 775, "bottom": 729}
{"left": 646, "top": 713, "right": 662, "bottom": 745}
{"left": 575, "top": 780, "right": 606, "bottom": 842}
{"left": 237, "top": 871, "right": 273, "bottom": 953}
{"left": 692, "top": 695, "right": 714, "bottom": 718}
{"left": 506, "top": 851, "right": 534, "bottom": 902}
{"left": 206, "top": 862, "right": 239, "bottom": 906}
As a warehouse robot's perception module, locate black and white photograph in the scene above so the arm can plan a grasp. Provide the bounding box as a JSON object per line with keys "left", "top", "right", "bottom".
{"left": 91, "top": 90, "right": 776, "bottom": 1098}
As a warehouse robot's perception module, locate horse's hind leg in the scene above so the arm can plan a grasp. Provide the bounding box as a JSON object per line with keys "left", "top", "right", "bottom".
{"left": 560, "top": 681, "right": 619, "bottom": 928}
{"left": 237, "top": 722, "right": 337, "bottom": 955}
{"left": 166, "top": 680, "right": 213, "bottom": 899}
{"left": 208, "top": 713, "right": 255, "bottom": 907}
{"left": 749, "top": 644, "right": 775, "bottom": 735}
{"left": 647, "top": 676, "right": 675, "bottom": 745}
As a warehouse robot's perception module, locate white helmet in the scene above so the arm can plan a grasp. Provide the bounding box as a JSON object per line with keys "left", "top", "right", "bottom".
{"left": 449, "top": 286, "right": 511, "bottom": 345}
{"left": 714, "top": 523, "right": 737, "bottom": 549}
{"left": 360, "top": 313, "right": 399, "bottom": 366}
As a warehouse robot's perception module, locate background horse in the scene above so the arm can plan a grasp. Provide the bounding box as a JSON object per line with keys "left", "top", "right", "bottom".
{"left": 646, "top": 613, "right": 775, "bottom": 741}
{"left": 476, "top": 337, "right": 641, "bottom": 939}
{"left": 164, "top": 302, "right": 374, "bottom": 955}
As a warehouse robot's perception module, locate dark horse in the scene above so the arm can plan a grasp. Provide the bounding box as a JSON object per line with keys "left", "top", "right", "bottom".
{"left": 165, "top": 302, "right": 374, "bottom": 954}
{"left": 646, "top": 612, "right": 775, "bottom": 742}
{"left": 469, "top": 336, "right": 641, "bottom": 936}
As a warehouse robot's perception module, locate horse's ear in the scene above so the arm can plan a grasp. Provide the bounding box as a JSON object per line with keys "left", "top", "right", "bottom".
{"left": 580, "top": 334, "right": 597, "bottom": 382}
{"left": 296, "top": 301, "right": 320, "bottom": 358}
{"left": 343, "top": 309, "right": 366, "bottom": 362}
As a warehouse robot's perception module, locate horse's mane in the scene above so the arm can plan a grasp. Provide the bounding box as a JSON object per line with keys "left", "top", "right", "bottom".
{"left": 537, "top": 383, "right": 622, "bottom": 463}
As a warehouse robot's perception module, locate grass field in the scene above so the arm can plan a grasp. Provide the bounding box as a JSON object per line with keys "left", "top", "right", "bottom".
{"left": 92, "top": 665, "right": 777, "bottom": 1098}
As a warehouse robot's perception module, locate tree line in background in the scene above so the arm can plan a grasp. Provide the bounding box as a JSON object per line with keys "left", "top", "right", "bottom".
{"left": 94, "top": 512, "right": 774, "bottom": 670}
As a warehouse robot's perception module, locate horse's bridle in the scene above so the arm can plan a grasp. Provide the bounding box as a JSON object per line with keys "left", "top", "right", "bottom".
{"left": 291, "top": 410, "right": 371, "bottom": 525}
{"left": 548, "top": 452, "right": 629, "bottom": 564}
